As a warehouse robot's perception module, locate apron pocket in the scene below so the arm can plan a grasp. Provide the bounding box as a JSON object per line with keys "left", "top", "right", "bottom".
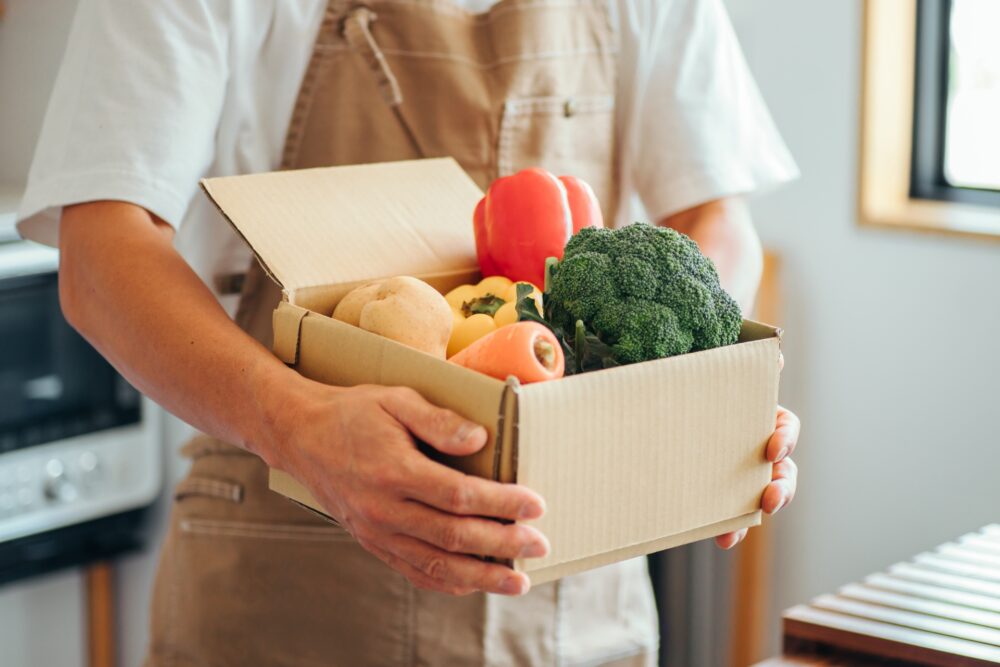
{"left": 497, "top": 94, "right": 616, "bottom": 207}
{"left": 155, "top": 510, "right": 413, "bottom": 666}
{"left": 178, "top": 516, "right": 354, "bottom": 542}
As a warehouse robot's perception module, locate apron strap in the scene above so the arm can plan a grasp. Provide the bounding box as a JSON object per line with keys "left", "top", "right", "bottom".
{"left": 342, "top": 6, "right": 426, "bottom": 158}
{"left": 342, "top": 7, "right": 403, "bottom": 106}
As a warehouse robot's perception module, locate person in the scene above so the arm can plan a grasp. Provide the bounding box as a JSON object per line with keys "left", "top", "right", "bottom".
{"left": 18, "top": 0, "right": 801, "bottom": 664}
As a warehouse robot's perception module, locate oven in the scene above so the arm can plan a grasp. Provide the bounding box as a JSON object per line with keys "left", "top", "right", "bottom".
{"left": 0, "top": 241, "right": 162, "bottom": 585}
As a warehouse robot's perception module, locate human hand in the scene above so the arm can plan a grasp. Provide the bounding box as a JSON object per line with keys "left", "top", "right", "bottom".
{"left": 715, "top": 354, "right": 799, "bottom": 549}
{"left": 267, "top": 380, "right": 549, "bottom": 596}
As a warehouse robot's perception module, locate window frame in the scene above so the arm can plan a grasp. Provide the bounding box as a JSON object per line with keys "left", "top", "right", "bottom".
{"left": 858, "top": 0, "right": 1000, "bottom": 240}
{"left": 910, "top": 0, "right": 1000, "bottom": 208}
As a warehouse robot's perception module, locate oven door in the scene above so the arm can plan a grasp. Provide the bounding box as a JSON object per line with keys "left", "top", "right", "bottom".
{"left": 0, "top": 265, "right": 162, "bottom": 582}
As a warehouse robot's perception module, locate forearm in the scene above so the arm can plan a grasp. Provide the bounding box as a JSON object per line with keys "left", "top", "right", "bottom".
{"left": 657, "top": 198, "right": 763, "bottom": 314}
{"left": 59, "top": 201, "right": 306, "bottom": 464}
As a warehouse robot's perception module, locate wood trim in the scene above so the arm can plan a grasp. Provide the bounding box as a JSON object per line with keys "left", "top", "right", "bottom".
{"left": 783, "top": 605, "right": 1000, "bottom": 667}
{"left": 86, "top": 561, "right": 116, "bottom": 667}
{"left": 858, "top": 0, "right": 1000, "bottom": 240}
{"left": 730, "top": 251, "right": 781, "bottom": 667}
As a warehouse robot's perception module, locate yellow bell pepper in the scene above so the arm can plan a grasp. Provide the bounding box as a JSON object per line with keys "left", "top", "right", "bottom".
{"left": 445, "top": 277, "right": 543, "bottom": 357}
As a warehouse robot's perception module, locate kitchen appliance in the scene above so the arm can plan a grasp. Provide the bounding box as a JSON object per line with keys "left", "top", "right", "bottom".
{"left": 0, "top": 240, "right": 162, "bottom": 585}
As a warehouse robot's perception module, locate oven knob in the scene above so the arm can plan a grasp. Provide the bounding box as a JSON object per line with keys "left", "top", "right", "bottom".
{"left": 77, "top": 451, "right": 103, "bottom": 491}
{"left": 43, "top": 458, "right": 78, "bottom": 504}
{"left": 79, "top": 451, "right": 99, "bottom": 473}
{"left": 43, "top": 477, "right": 78, "bottom": 503}
{"left": 45, "top": 458, "right": 64, "bottom": 479}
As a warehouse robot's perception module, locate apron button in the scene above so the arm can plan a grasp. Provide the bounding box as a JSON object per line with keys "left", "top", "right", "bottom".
{"left": 563, "top": 98, "right": 578, "bottom": 117}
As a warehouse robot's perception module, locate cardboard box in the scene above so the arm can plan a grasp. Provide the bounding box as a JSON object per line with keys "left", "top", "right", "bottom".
{"left": 201, "top": 158, "right": 781, "bottom": 585}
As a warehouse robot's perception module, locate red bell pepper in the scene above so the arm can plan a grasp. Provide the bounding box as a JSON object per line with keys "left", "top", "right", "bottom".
{"left": 473, "top": 168, "right": 603, "bottom": 288}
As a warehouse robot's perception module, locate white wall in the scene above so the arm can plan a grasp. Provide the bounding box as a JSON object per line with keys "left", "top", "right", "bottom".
{"left": 725, "top": 0, "right": 1000, "bottom": 651}
{"left": 0, "top": 0, "right": 78, "bottom": 185}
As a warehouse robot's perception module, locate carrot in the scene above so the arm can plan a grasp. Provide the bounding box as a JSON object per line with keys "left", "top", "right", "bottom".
{"left": 448, "top": 321, "right": 564, "bottom": 383}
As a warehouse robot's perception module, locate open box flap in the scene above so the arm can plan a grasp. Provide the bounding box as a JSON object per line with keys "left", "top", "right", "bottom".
{"left": 200, "top": 158, "right": 482, "bottom": 295}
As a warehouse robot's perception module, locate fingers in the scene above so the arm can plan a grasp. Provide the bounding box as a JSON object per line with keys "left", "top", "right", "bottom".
{"left": 380, "top": 387, "right": 487, "bottom": 456}
{"left": 363, "top": 541, "right": 476, "bottom": 596}
{"left": 715, "top": 528, "right": 749, "bottom": 550}
{"left": 387, "top": 534, "right": 531, "bottom": 596}
{"left": 378, "top": 385, "right": 546, "bottom": 520}
{"left": 762, "top": 457, "right": 797, "bottom": 514}
{"left": 399, "top": 501, "right": 550, "bottom": 560}
{"left": 765, "top": 405, "right": 801, "bottom": 463}
{"left": 717, "top": 450, "right": 800, "bottom": 551}
{"left": 401, "top": 454, "right": 546, "bottom": 521}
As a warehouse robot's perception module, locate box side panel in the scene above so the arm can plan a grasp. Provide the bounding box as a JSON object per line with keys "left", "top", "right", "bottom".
{"left": 294, "top": 313, "right": 507, "bottom": 479}
{"left": 522, "top": 512, "right": 761, "bottom": 586}
{"left": 515, "top": 337, "right": 780, "bottom": 572}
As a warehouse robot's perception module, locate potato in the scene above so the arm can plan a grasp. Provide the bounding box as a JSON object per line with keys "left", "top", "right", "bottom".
{"left": 331, "top": 280, "right": 383, "bottom": 327}
{"left": 358, "top": 276, "right": 453, "bottom": 358}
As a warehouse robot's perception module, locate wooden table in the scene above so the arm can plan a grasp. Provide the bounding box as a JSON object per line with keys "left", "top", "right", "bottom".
{"left": 757, "top": 524, "right": 1000, "bottom": 666}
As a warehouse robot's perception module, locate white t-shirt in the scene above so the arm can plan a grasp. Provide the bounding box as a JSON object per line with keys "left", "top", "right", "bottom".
{"left": 18, "top": 0, "right": 797, "bottom": 311}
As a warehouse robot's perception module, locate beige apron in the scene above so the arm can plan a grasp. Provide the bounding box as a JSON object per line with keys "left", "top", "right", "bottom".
{"left": 146, "top": 1, "right": 658, "bottom": 665}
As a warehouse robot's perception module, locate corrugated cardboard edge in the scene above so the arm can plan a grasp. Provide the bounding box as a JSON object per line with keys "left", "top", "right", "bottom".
{"left": 199, "top": 179, "right": 285, "bottom": 291}
{"left": 740, "top": 319, "right": 783, "bottom": 346}
{"left": 523, "top": 511, "right": 762, "bottom": 586}
{"left": 272, "top": 302, "right": 310, "bottom": 364}
{"left": 270, "top": 469, "right": 322, "bottom": 511}
{"left": 497, "top": 378, "right": 520, "bottom": 485}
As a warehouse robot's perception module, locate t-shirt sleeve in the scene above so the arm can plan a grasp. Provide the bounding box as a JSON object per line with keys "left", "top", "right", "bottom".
{"left": 626, "top": 0, "right": 798, "bottom": 221}
{"left": 17, "top": 0, "right": 229, "bottom": 246}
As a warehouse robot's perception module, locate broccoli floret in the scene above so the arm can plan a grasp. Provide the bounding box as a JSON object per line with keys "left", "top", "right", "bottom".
{"left": 546, "top": 224, "right": 742, "bottom": 364}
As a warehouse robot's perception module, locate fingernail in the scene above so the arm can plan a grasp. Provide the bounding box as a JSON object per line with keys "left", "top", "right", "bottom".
{"left": 767, "top": 495, "right": 787, "bottom": 515}
{"left": 775, "top": 445, "right": 789, "bottom": 462}
{"left": 518, "top": 500, "right": 544, "bottom": 520}
{"left": 519, "top": 540, "right": 548, "bottom": 559}
{"left": 500, "top": 576, "right": 526, "bottom": 595}
{"left": 451, "top": 423, "right": 482, "bottom": 447}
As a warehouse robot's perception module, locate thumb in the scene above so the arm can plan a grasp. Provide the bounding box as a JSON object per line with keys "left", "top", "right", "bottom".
{"left": 380, "top": 387, "right": 488, "bottom": 456}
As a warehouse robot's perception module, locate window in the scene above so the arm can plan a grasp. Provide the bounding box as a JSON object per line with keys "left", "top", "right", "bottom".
{"left": 911, "top": 0, "right": 1000, "bottom": 207}
{"left": 859, "top": 1, "right": 1000, "bottom": 239}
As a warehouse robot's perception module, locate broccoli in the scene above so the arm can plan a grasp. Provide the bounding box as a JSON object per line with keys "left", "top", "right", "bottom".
{"left": 545, "top": 223, "right": 742, "bottom": 365}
